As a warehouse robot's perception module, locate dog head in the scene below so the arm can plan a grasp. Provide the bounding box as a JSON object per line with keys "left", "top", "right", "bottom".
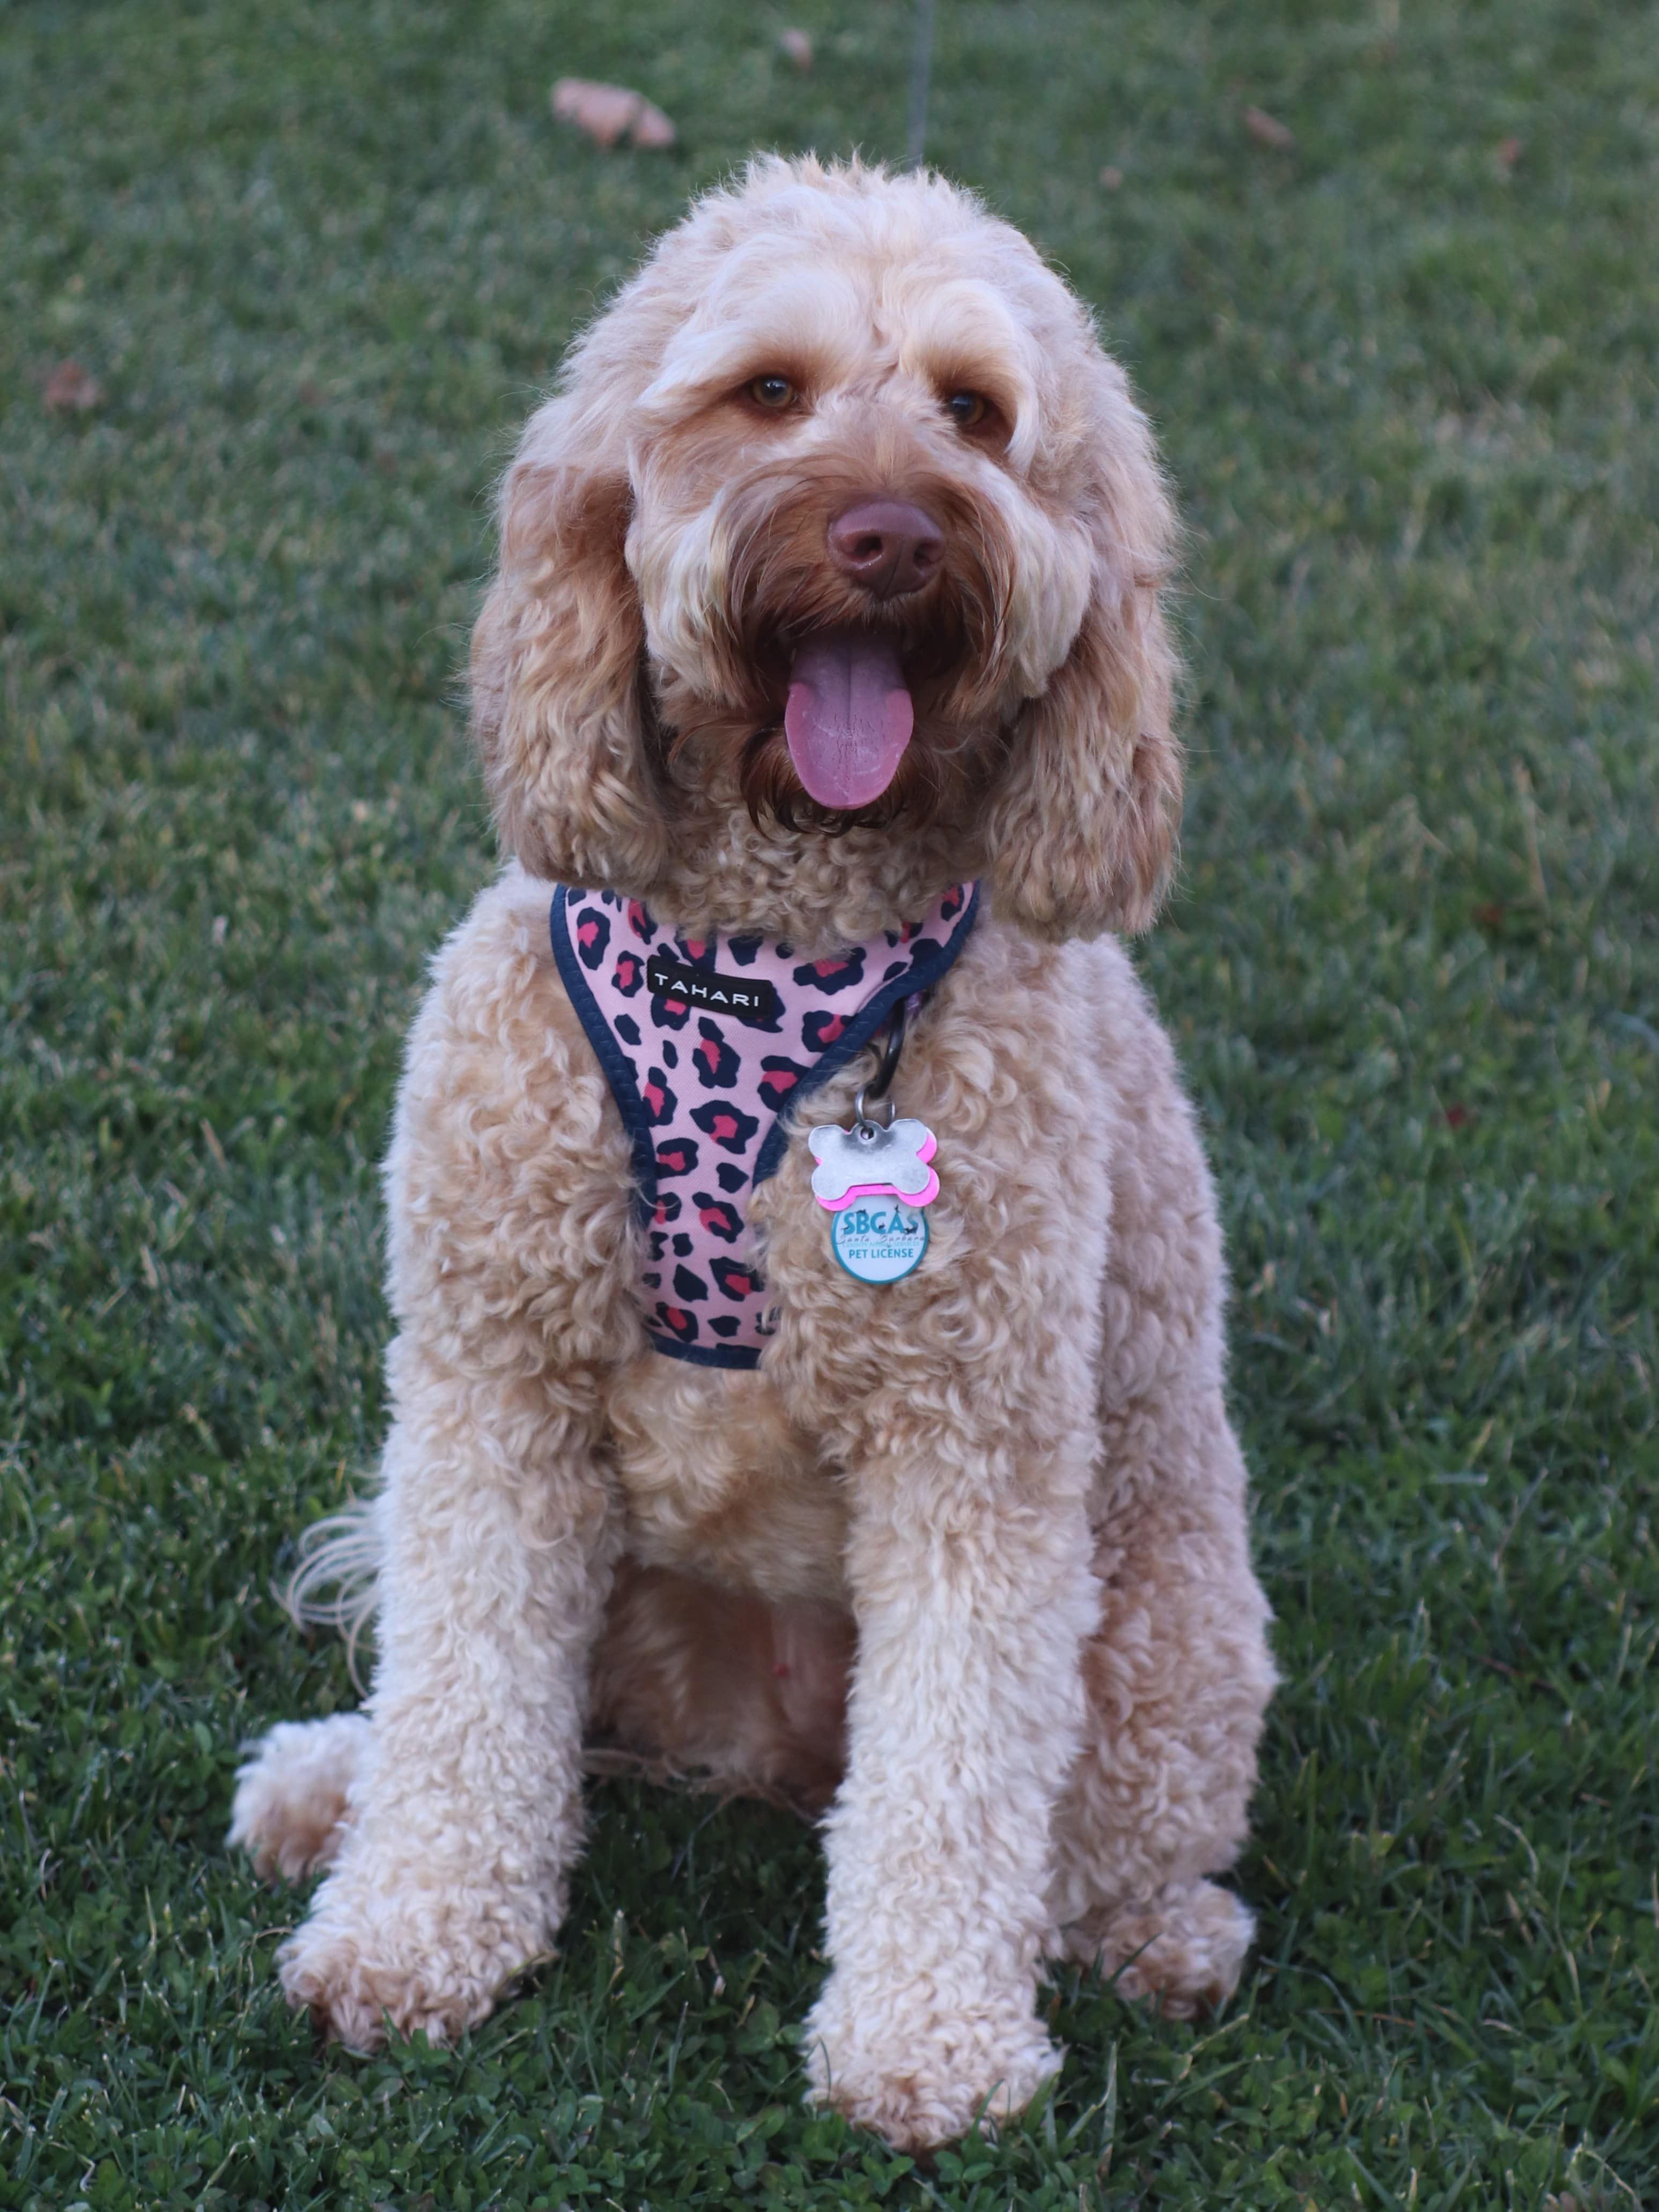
{"left": 472, "top": 156, "right": 1180, "bottom": 939}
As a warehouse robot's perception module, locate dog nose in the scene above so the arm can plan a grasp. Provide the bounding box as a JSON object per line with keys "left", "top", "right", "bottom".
{"left": 827, "top": 499, "right": 944, "bottom": 599}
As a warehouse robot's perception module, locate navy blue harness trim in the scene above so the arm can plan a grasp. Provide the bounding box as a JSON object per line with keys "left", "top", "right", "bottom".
{"left": 550, "top": 882, "right": 981, "bottom": 1369}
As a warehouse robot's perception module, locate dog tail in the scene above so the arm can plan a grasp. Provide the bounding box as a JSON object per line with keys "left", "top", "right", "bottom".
{"left": 279, "top": 1497, "right": 380, "bottom": 1692}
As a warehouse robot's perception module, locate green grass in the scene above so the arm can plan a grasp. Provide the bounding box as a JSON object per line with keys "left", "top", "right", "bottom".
{"left": 3, "top": 0, "right": 1657, "bottom": 2203}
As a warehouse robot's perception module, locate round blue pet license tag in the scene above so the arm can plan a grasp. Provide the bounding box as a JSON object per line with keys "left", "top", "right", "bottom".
{"left": 829, "top": 1198, "right": 931, "bottom": 1284}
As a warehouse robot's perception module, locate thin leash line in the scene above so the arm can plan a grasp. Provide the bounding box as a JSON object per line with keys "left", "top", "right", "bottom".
{"left": 905, "top": 0, "right": 937, "bottom": 171}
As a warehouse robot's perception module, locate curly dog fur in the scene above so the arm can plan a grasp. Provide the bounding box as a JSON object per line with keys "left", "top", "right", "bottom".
{"left": 228, "top": 154, "right": 1276, "bottom": 2151}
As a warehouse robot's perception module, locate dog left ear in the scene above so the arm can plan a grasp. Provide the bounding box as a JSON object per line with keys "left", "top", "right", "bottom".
{"left": 470, "top": 396, "right": 671, "bottom": 891}
{"left": 980, "top": 403, "right": 1182, "bottom": 942}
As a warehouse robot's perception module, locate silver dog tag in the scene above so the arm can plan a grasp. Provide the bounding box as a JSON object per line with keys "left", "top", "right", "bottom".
{"left": 809, "top": 1118, "right": 936, "bottom": 1206}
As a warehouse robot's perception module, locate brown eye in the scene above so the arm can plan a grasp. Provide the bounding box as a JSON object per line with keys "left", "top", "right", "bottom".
{"left": 748, "top": 374, "right": 797, "bottom": 410}
{"left": 946, "top": 389, "right": 988, "bottom": 430}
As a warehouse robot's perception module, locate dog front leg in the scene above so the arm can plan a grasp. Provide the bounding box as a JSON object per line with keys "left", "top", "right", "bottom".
{"left": 276, "top": 1346, "right": 618, "bottom": 2049}
{"left": 805, "top": 1429, "right": 1100, "bottom": 2150}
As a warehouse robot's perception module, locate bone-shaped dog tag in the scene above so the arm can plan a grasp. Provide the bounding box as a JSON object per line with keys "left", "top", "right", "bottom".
{"left": 808, "top": 1116, "right": 938, "bottom": 1283}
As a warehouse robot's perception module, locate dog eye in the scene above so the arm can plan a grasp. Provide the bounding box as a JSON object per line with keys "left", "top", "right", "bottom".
{"left": 747, "top": 374, "right": 797, "bottom": 411}
{"left": 946, "top": 390, "right": 988, "bottom": 430}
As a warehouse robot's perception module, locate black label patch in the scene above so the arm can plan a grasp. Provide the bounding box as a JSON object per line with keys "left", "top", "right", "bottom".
{"left": 646, "top": 954, "right": 779, "bottom": 1027}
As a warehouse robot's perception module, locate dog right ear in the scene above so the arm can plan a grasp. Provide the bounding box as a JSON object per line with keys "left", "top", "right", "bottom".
{"left": 470, "top": 398, "right": 670, "bottom": 890}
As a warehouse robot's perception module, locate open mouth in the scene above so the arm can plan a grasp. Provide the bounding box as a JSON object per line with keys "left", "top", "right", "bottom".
{"left": 783, "top": 628, "right": 915, "bottom": 812}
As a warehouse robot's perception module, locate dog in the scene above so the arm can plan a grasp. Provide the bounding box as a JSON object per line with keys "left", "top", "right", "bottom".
{"left": 228, "top": 154, "right": 1276, "bottom": 2152}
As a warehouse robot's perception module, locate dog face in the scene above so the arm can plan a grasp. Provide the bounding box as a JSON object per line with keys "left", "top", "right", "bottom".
{"left": 625, "top": 212, "right": 1098, "bottom": 836}
{"left": 472, "top": 157, "right": 1181, "bottom": 938}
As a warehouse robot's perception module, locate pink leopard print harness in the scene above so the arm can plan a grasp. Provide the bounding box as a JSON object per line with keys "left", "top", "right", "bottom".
{"left": 551, "top": 881, "right": 979, "bottom": 1368}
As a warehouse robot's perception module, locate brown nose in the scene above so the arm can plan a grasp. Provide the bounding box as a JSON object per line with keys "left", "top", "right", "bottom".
{"left": 827, "top": 499, "right": 944, "bottom": 599}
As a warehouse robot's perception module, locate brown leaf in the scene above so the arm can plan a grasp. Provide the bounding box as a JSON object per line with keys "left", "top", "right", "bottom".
{"left": 551, "top": 77, "right": 676, "bottom": 150}
{"left": 1495, "top": 135, "right": 1523, "bottom": 173}
{"left": 1098, "top": 165, "right": 1124, "bottom": 191}
{"left": 552, "top": 78, "right": 639, "bottom": 146}
{"left": 43, "top": 358, "right": 102, "bottom": 412}
{"left": 778, "top": 28, "right": 813, "bottom": 71}
{"left": 629, "top": 97, "right": 677, "bottom": 150}
{"left": 1243, "top": 105, "right": 1294, "bottom": 150}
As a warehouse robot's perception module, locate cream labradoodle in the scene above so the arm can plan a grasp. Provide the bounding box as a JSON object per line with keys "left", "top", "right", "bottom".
{"left": 229, "top": 155, "right": 1276, "bottom": 2151}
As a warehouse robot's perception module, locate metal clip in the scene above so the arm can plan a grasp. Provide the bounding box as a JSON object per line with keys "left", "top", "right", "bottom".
{"left": 861, "top": 995, "right": 910, "bottom": 1110}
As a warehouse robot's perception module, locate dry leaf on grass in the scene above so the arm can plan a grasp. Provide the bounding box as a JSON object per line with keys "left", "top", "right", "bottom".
{"left": 552, "top": 77, "right": 676, "bottom": 150}
{"left": 43, "top": 358, "right": 102, "bottom": 412}
{"left": 629, "top": 98, "right": 676, "bottom": 150}
{"left": 1495, "top": 136, "right": 1523, "bottom": 173}
{"left": 1099, "top": 165, "right": 1124, "bottom": 190}
{"left": 552, "top": 78, "right": 638, "bottom": 146}
{"left": 778, "top": 28, "right": 813, "bottom": 71}
{"left": 1243, "top": 104, "right": 1294, "bottom": 150}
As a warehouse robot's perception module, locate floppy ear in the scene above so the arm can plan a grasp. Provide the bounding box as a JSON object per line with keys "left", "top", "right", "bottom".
{"left": 981, "top": 389, "right": 1182, "bottom": 942}
{"left": 470, "top": 397, "right": 670, "bottom": 890}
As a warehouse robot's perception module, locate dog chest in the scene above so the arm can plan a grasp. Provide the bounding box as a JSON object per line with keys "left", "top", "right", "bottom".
{"left": 604, "top": 1356, "right": 851, "bottom": 1603}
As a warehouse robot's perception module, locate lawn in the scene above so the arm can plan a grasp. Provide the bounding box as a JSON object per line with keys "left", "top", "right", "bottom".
{"left": 3, "top": 0, "right": 1657, "bottom": 2204}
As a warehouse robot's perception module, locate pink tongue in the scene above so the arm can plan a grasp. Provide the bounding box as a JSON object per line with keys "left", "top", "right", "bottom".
{"left": 784, "top": 630, "right": 914, "bottom": 810}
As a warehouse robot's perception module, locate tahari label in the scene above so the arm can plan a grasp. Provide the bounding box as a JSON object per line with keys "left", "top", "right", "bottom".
{"left": 645, "top": 954, "right": 780, "bottom": 1027}
{"left": 830, "top": 1200, "right": 930, "bottom": 1284}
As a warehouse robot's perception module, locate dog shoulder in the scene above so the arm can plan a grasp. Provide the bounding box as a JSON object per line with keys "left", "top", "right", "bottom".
{"left": 925, "top": 921, "right": 1169, "bottom": 1100}
{"left": 383, "top": 866, "right": 637, "bottom": 1329}
{"left": 945, "top": 923, "right": 1224, "bottom": 1287}
{"left": 1056, "top": 933, "right": 1204, "bottom": 1127}
{"left": 407, "top": 862, "right": 578, "bottom": 1060}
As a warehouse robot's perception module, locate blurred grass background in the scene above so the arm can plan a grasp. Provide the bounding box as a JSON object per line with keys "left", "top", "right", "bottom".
{"left": 2, "top": 1, "right": 1657, "bottom": 2205}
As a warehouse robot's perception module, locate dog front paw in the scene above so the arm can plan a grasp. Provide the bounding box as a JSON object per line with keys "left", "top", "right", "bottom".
{"left": 277, "top": 1867, "right": 544, "bottom": 2050}
{"left": 803, "top": 1981, "right": 1061, "bottom": 2150}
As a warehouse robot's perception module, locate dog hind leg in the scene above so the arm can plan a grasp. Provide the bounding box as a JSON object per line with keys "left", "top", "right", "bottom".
{"left": 228, "top": 1714, "right": 369, "bottom": 1882}
{"left": 1048, "top": 1391, "right": 1276, "bottom": 2017}
{"left": 1044, "top": 955, "right": 1278, "bottom": 2019}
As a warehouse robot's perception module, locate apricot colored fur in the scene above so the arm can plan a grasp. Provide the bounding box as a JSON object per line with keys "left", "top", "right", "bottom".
{"left": 229, "top": 156, "right": 1275, "bottom": 2151}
